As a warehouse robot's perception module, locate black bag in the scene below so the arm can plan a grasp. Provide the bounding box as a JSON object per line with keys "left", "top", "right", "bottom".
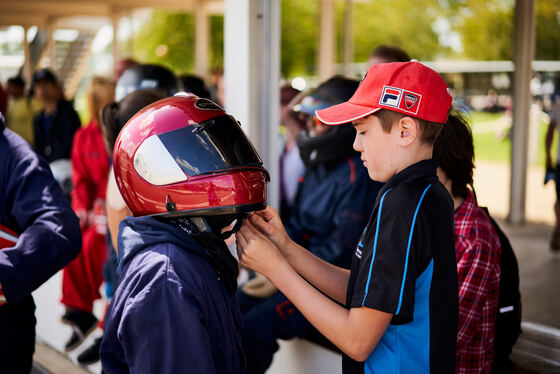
{"left": 481, "top": 207, "right": 522, "bottom": 373}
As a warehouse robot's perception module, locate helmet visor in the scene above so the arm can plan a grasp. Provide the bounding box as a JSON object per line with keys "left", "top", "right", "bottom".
{"left": 155, "top": 115, "right": 262, "bottom": 178}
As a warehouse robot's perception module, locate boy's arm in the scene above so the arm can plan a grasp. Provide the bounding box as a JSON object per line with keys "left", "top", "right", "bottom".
{"left": 236, "top": 221, "right": 391, "bottom": 361}
{"left": 249, "top": 209, "right": 350, "bottom": 304}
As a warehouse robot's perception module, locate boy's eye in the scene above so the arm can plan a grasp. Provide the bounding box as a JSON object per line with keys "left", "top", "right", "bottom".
{"left": 358, "top": 131, "right": 366, "bottom": 135}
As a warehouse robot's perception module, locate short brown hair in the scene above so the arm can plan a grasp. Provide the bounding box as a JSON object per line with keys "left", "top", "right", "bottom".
{"left": 373, "top": 109, "right": 444, "bottom": 144}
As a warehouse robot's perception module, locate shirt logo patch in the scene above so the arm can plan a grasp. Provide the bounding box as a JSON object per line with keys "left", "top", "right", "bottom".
{"left": 355, "top": 241, "right": 364, "bottom": 259}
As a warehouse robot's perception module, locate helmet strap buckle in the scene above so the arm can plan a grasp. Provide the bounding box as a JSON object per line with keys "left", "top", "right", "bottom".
{"left": 165, "top": 195, "right": 177, "bottom": 212}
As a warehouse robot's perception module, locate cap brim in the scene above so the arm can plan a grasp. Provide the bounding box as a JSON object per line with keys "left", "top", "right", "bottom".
{"left": 315, "top": 102, "right": 381, "bottom": 125}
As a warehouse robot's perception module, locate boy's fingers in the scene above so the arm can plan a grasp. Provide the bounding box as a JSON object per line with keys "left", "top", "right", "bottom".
{"left": 239, "top": 221, "right": 256, "bottom": 240}
{"left": 246, "top": 219, "right": 267, "bottom": 239}
{"left": 262, "top": 206, "right": 279, "bottom": 221}
{"left": 236, "top": 227, "right": 249, "bottom": 245}
{"left": 249, "top": 212, "right": 271, "bottom": 232}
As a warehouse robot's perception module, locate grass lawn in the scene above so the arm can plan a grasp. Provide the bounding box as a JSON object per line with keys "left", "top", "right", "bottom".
{"left": 468, "top": 111, "right": 552, "bottom": 167}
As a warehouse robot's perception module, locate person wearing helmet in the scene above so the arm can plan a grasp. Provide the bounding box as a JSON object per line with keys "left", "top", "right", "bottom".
{"left": 115, "top": 64, "right": 178, "bottom": 101}
{"left": 237, "top": 77, "right": 383, "bottom": 374}
{"left": 100, "top": 93, "right": 269, "bottom": 374}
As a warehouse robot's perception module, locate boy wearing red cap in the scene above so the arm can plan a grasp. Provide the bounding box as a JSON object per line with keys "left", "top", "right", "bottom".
{"left": 236, "top": 61, "right": 458, "bottom": 373}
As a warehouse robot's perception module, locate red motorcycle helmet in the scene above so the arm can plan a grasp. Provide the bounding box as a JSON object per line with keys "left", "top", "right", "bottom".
{"left": 113, "top": 93, "right": 269, "bottom": 218}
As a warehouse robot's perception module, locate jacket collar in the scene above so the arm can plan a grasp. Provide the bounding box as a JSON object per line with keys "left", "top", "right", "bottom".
{"left": 385, "top": 158, "right": 438, "bottom": 188}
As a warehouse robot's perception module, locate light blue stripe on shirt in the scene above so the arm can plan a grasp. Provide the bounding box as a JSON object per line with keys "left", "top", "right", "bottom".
{"left": 361, "top": 188, "right": 392, "bottom": 307}
{"left": 395, "top": 184, "right": 432, "bottom": 315}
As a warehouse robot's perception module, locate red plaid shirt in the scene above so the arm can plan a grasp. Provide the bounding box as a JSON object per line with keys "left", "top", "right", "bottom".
{"left": 454, "top": 190, "right": 501, "bottom": 374}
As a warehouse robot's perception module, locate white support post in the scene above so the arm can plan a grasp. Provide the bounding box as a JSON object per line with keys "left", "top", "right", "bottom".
{"left": 23, "top": 25, "right": 32, "bottom": 87}
{"left": 224, "top": 0, "right": 280, "bottom": 209}
{"left": 47, "top": 17, "right": 56, "bottom": 71}
{"left": 508, "top": 0, "right": 535, "bottom": 225}
{"left": 342, "top": 0, "right": 354, "bottom": 77}
{"left": 318, "top": 0, "right": 335, "bottom": 81}
{"left": 195, "top": 3, "right": 210, "bottom": 79}
{"left": 112, "top": 10, "right": 121, "bottom": 77}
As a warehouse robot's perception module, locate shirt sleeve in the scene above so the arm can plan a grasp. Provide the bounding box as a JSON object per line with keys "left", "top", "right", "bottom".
{"left": 0, "top": 146, "right": 82, "bottom": 302}
{"left": 456, "top": 235, "right": 500, "bottom": 349}
{"left": 118, "top": 283, "right": 217, "bottom": 374}
{"left": 350, "top": 187, "right": 427, "bottom": 323}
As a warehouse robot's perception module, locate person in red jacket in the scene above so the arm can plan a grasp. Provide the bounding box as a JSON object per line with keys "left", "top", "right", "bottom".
{"left": 60, "top": 77, "right": 115, "bottom": 352}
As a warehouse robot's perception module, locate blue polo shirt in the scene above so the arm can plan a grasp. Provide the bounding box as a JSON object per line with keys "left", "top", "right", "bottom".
{"left": 343, "top": 159, "right": 458, "bottom": 374}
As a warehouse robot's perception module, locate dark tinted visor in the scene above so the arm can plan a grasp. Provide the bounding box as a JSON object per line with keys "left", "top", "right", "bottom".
{"left": 158, "top": 115, "right": 262, "bottom": 176}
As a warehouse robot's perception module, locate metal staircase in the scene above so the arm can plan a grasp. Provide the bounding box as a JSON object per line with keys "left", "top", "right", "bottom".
{"left": 30, "top": 29, "right": 97, "bottom": 99}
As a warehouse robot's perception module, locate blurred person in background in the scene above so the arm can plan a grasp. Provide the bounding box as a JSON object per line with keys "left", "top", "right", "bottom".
{"left": 60, "top": 77, "right": 115, "bottom": 355}
{"left": 238, "top": 77, "right": 383, "bottom": 374}
{"left": 113, "top": 57, "right": 139, "bottom": 82}
{"left": 433, "top": 112, "right": 502, "bottom": 374}
{"left": 178, "top": 74, "right": 211, "bottom": 99}
{"left": 368, "top": 45, "right": 410, "bottom": 67}
{"left": 32, "top": 68, "right": 81, "bottom": 163}
{"left": 0, "top": 81, "right": 7, "bottom": 117}
{"left": 0, "top": 113, "right": 81, "bottom": 373}
{"left": 115, "top": 64, "right": 177, "bottom": 101}
{"left": 5, "top": 76, "right": 41, "bottom": 144}
{"left": 545, "top": 84, "right": 560, "bottom": 252}
{"left": 279, "top": 84, "right": 306, "bottom": 221}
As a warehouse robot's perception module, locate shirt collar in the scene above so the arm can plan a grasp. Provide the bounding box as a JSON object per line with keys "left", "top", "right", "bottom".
{"left": 454, "top": 189, "right": 477, "bottom": 236}
{"left": 385, "top": 158, "right": 438, "bottom": 188}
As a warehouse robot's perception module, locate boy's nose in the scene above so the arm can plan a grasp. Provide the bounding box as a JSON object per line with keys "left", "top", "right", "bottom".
{"left": 353, "top": 135, "right": 362, "bottom": 152}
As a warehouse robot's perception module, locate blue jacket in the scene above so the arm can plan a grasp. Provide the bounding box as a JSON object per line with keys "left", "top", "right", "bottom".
{"left": 101, "top": 216, "right": 245, "bottom": 374}
{"left": 286, "top": 154, "right": 382, "bottom": 268}
{"left": 33, "top": 99, "right": 81, "bottom": 162}
{"left": 0, "top": 121, "right": 81, "bottom": 302}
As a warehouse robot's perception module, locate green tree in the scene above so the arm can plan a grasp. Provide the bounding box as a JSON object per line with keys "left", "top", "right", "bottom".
{"left": 352, "top": 0, "right": 446, "bottom": 62}
{"left": 535, "top": 0, "right": 560, "bottom": 60}
{"left": 281, "top": 0, "right": 318, "bottom": 77}
{"left": 453, "top": 0, "right": 560, "bottom": 61}
{"left": 129, "top": 10, "right": 224, "bottom": 74}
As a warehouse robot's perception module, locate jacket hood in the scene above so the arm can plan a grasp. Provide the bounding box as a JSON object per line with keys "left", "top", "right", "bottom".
{"left": 117, "top": 215, "right": 206, "bottom": 275}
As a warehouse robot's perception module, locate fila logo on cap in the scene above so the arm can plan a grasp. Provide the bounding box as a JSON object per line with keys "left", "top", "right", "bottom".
{"left": 380, "top": 85, "right": 422, "bottom": 115}
{"left": 380, "top": 86, "right": 402, "bottom": 108}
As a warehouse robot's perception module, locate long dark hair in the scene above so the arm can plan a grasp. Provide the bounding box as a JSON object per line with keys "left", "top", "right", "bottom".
{"left": 101, "top": 89, "right": 166, "bottom": 155}
{"left": 433, "top": 111, "right": 475, "bottom": 199}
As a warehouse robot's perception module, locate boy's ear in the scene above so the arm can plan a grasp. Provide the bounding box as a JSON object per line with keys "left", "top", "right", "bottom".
{"left": 397, "top": 116, "right": 418, "bottom": 147}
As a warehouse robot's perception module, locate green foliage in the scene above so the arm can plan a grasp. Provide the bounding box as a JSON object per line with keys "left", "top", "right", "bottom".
{"left": 453, "top": 0, "right": 560, "bottom": 61}
{"left": 352, "top": 0, "right": 446, "bottom": 62}
{"left": 129, "top": 11, "right": 225, "bottom": 74}
{"left": 535, "top": 0, "right": 560, "bottom": 60}
{"left": 281, "top": 0, "right": 318, "bottom": 77}
{"left": 132, "top": 11, "right": 195, "bottom": 73}
{"left": 127, "top": 1, "right": 560, "bottom": 79}
{"left": 210, "top": 15, "right": 224, "bottom": 69}
{"left": 457, "top": 0, "right": 514, "bottom": 60}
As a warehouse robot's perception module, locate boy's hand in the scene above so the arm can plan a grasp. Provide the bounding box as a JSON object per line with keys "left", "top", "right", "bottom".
{"left": 249, "top": 207, "right": 291, "bottom": 250}
{"left": 236, "top": 219, "right": 288, "bottom": 278}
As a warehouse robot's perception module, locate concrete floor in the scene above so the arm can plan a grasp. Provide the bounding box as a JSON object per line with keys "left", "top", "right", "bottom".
{"left": 499, "top": 220, "right": 560, "bottom": 329}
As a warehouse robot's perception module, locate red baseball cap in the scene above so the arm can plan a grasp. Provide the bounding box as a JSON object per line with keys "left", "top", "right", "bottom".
{"left": 315, "top": 61, "right": 452, "bottom": 125}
